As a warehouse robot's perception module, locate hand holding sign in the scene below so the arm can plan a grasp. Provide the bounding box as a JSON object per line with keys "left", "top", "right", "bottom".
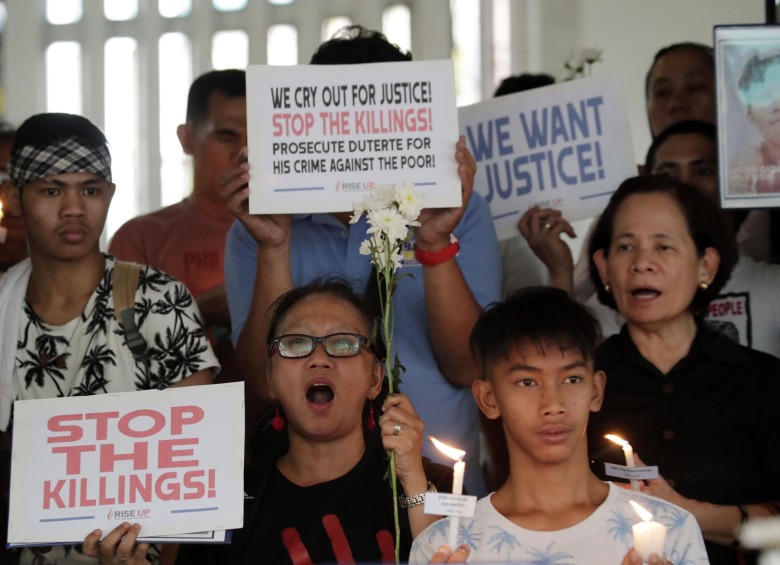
{"left": 415, "top": 137, "right": 474, "bottom": 251}
{"left": 220, "top": 147, "right": 293, "bottom": 250}
{"left": 83, "top": 522, "right": 149, "bottom": 564}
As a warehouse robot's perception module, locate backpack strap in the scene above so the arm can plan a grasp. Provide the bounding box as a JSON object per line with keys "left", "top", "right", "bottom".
{"left": 113, "top": 261, "right": 149, "bottom": 363}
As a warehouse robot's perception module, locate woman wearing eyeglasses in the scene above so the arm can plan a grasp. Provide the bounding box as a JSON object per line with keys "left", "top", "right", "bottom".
{"left": 175, "top": 278, "right": 452, "bottom": 565}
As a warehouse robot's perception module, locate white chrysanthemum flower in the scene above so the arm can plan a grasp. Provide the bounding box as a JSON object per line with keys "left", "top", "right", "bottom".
{"left": 582, "top": 47, "right": 603, "bottom": 64}
{"left": 394, "top": 182, "right": 424, "bottom": 221}
{"left": 351, "top": 201, "right": 366, "bottom": 224}
{"left": 359, "top": 239, "right": 373, "bottom": 256}
{"left": 367, "top": 207, "right": 408, "bottom": 242}
{"left": 366, "top": 184, "right": 395, "bottom": 210}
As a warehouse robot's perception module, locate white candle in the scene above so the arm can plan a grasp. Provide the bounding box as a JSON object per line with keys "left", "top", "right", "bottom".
{"left": 430, "top": 437, "right": 467, "bottom": 551}
{"left": 630, "top": 500, "right": 667, "bottom": 563}
{"left": 447, "top": 460, "right": 465, "bottom": 549}
{"left": 605, "top": 434, "right": 640, "bottom": 490}
{"left": 451, "top": 460, "right": 465, "bottom": 496}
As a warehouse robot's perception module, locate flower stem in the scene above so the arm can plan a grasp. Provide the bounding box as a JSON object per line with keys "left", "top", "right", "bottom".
{"left": 380, "top": 252, "right": 401, "bottom": 563}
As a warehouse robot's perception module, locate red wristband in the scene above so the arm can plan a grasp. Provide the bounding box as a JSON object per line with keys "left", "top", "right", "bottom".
{"left": 414, "top": 236, "right": 460, "bottom": 267}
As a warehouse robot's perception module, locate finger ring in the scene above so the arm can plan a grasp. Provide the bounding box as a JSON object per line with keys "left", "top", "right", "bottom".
{"left": 118, "top": 555, "right": 131, "bottom": 562}
{"left": 393, "top": 423, "right": 402, "bottom": 436}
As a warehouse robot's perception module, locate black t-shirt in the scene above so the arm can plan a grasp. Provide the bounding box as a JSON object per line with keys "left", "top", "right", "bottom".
{"left": 588, "top": 321, "right": 780, "bottom": 565}
{"left": 175, "top": 443, "right": 453, "bottom": 565}
{"left": 240, "top": 449, "right": 397, "bottom": 564}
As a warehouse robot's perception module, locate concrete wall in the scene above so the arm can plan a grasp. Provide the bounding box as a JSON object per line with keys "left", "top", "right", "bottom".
{"left": 575, "top": 0, "right": 764, "bottom": 159}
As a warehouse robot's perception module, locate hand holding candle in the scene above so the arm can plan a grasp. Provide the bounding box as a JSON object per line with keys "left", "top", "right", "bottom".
{"left": 605, "top": 434, "right": 640, "bottom": 490}
{"left": 430, "top": 437, "right": 465, "bottom": 550}
{"left": 630, "top": 500, "right": 667, "bottom": 563}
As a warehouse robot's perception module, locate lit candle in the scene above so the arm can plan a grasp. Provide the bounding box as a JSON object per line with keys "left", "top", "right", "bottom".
{"left": 630, "top": 500, "right": 667, "bottom": 563}
{"left": 430, "top": 437, "right": 466, "bottom": 550}
{"left": 605, "top": 434, "right": 640, "bottom": 490}
{"left": 0, "top": 200, "right": 7, "bottom": 244}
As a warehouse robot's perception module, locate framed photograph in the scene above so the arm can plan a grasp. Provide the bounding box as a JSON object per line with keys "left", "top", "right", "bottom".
{"left": 716, "top": 25, "right": 780, "bottom": 208}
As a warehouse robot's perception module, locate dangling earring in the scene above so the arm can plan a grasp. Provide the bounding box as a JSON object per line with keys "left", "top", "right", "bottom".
{"left": 604, "top": 283, "right": 611, "bottom": 293}
{"left": 699, "top": 281, "right": 709, "bottom": 290}
{"left": 367, "top": 403, "right": 376, "bottom": 432}
{"left": 272, "top": 406, "right": 285, "bottom": 431}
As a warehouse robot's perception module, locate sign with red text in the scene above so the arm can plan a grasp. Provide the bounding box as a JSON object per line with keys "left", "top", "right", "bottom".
{"left": 8, "top": 384, "right": 244, "bottom": 546}
{"left": 459, "top": 73, "right": 635, "bottom": 240}
{"left": 247, "top": 61, "right": 460, "bottom": 214}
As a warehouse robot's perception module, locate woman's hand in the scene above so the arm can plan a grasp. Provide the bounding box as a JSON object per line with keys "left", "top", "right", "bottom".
{"left": 82, "top": 522, "right": 149, "bottom": 564}
{"left": 517, "top": 206, "right": 576, "bottom": 295}
{"left": 634, "top": 454, "right": 688, "bottom": 508}
{"left": 379, "top": 393, "right": 426, "bottom": 489}
{"left": 219, "top": 146, "right": 292, "bottom": 250}
{"left": 429, "top": 544, "right": 470, "bottom": 563}
{"left": 517, "top": 207, "right": 575, "bottom": 271}
{"left": 415, "top": 136, "right": 475, "bottom": 252}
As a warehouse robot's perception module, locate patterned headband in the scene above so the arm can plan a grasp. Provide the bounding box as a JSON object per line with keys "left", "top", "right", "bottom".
{"left": 8, "top": 137, "right": 112, "bottom": 188}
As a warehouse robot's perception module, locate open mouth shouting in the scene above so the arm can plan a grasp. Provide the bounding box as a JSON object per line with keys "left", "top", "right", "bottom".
{"left": 630, "top": 286, "right": 661, "bottom": 302}
{"left": 306, "top": 382, "right": 335, "bottom": 406}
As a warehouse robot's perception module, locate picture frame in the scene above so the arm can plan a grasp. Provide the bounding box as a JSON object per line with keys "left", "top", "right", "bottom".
{"left": 716, "top": 24, "right": 780, "bottom": 208}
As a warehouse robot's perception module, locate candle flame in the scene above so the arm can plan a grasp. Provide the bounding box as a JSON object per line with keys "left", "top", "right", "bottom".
{"left": 629, "top": 500, "right": 653, "bottom": 522}
{"left": 430, "top": 437, "right": 465, "bottom": 462}
{"left": 605, "top": 434, "right": 628, "bottom": 447}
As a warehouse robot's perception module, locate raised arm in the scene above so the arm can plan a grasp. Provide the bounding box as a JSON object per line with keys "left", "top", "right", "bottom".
{"left": 221, "top": 149, "right": 293, "bottom": 404}
{"left": 517, "top": 206, "right": 577, "bottom": 297}
{"left": 414, "top": 137, "right": 499, "bottom": 388}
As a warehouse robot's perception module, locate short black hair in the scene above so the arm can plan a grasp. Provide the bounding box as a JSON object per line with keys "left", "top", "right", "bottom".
{"left": 737, "top": 52, "right": 780, "bottom": 109}
{"left": 185, "top": 69, "right": 246, "bottom": 126}
{"left": 644, "top": 119, "right": 717, "bottom": 172}
{"left": 493, "top": 73, "right": 555, "bottom": 97}
{"left": 644, "top": 42, "right": 713, "bottom": 99}
{"left": 588, "top": 175, "right": 737, "bottom": 316}
{"left": 267, "top": 277, "right": 386, "bottom": 362}
{"left": 309, "top": 25, "right": 412, "bottom": 65}
{"left": 470, "top": 287, "right": 601, "bottom": 376}
{"left": 12, "top": 113, "right": 108, "bottom": 155}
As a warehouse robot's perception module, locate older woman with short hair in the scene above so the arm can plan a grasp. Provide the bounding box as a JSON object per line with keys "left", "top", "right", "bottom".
{"left": 586, "top": 175, "right": 780, "bottom": 565}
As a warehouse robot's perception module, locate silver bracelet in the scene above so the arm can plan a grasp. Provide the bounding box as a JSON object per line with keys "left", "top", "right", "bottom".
{"left": 399, "top": 481, "right": 437, "bottom": 508}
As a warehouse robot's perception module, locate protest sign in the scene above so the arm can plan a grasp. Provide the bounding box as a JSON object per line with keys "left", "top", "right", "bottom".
{"left": 459, "top": 73, "right": 635, "bottom": 240}
{"left": 8, "top": 383, "right": 244, "bottom": 546}
{"left": 246, "top": 60, "right": 460, "bottom": 214}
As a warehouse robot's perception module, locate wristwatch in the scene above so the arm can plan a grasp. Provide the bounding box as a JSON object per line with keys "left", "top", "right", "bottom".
{"left": 399, "top": 482, "right": 437, "bottom": 508}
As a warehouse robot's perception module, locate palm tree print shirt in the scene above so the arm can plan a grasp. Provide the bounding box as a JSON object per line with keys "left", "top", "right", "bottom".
{"left": 13, "top": 255, "right": 219, "bottom": 401}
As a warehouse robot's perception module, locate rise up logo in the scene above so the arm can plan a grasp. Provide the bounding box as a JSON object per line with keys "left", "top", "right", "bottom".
{"left": 107, "top": 508, "right": 151, "bottom": 521}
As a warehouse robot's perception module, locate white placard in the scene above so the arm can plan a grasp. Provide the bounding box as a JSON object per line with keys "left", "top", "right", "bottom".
{"left": 604, "top": 463, "right": 659, "bottom": 481}
{"left": 424, "top": 492, "right": 477, "bottom": 518}
{"left": 458, "top": 73, "right": 636, "bottom": 240}
{"left": 140, "top": 529, "right": 230, "bottom": 544}
{"left": 246, "top": 61, "right": 461, "bottom": 214}
{"left": 8, "top": 384, "right": 245, "bottom": 546}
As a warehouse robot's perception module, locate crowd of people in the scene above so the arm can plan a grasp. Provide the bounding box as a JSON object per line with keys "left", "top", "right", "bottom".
{"left": 0, "top": 22, "right": 778, "bottom": 565}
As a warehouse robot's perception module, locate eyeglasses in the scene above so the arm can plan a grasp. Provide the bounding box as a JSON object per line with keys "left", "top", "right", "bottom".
{"left": 269, "top": 333, "right": 370, "bottom": 358}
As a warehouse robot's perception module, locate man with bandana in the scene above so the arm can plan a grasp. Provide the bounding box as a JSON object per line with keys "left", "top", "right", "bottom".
{"left": 0, "top": 113, "right": 217, "bottom": 564}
